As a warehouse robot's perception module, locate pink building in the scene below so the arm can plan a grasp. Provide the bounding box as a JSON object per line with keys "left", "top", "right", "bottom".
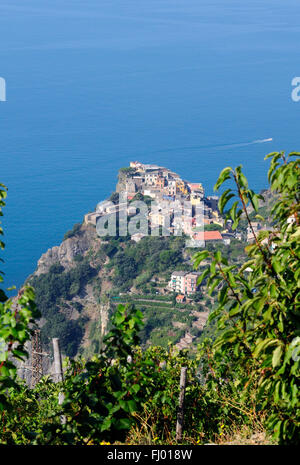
{"left": 169, "top": 271, "right": 200, "bottom": 295}
{"left": 184, "top": 272, "right": 199, "bottom": 295}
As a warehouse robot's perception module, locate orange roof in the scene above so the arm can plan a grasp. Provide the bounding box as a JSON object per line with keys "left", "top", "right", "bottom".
{"left": 188, "top": 183, "right": 202, "bottom": 191}
{"left": 193, "top": 231, "right": 223, "bottom": 241}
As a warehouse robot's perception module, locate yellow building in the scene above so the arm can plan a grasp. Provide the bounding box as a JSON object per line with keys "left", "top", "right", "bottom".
{"left": 212, "top": 211, "right": 224, "bottom": 226}
{"left": 176, "top": 180, "right": 189, "bottom": 196}
{"left": 190, "top": 193, "right": 202, "bottom": 205}
{"left": 149, "top": 210, "right": 171, "bottom": 228}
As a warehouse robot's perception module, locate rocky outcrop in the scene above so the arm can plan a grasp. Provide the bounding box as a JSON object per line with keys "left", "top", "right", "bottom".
{"left": 116, "top": 169, "right": 132, "bottom": 193}
{"left": 35, "top": 224, "right": 100, "bottom": 275}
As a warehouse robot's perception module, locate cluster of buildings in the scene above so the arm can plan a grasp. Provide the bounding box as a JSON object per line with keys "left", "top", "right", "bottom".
{"left": 84, "top": 200, "right": 128, "bottom": 226}
{"left": 168, "top": 271, "right": 200, "bottom": 297}
{"left": 122, "top": 161, "right": 205, "bottom": 205}
{"left": 124, "top": 163, "right": 226, "bottom": 234}
{"left": 83, "top": 161, "right": 246, "bottom": 246}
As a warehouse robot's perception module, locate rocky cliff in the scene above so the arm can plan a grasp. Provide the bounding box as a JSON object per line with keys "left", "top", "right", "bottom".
{"left": 35, "top": 224, "right": 99, "bottom": 275}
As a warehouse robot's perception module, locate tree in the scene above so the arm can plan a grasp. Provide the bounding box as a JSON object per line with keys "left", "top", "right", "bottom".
{"left": 193, "top": 152, "right": 300, "bottom": 444}
{"left": 63, "top": 223, "right": 82, "bottom": 241}
{"left": 204, "top": 223, "right": 223, "bottom": 231}
{"left": 109, "top": 192, "right": 119, "bottom": 204}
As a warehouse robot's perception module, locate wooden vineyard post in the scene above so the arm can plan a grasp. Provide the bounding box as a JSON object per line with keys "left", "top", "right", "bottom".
{"left": 176, "top": 366, "right": 187, "bottom": 442}
{"left": 52, "top": 338, "right": 66, "bottom": 424}
{"left": 31, "top": 329, "right": 43, "bottom": 387}
{"left": 53, "top": 338, "right": 64, "bottom": 383}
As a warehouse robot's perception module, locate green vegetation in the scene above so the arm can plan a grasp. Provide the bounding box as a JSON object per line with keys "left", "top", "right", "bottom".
{"left": 109, "top": 191, "right": 121, "bottom": 204}
{"left": 0, "top": 303, "right": 275, "bottom": 445}
{"left": 0, "top": 183, "right": 40, "bottom": 412}
{"left": 31, "top": 260, "right": 97, "bottom": 356}
{"left": 194, "top": 151, "right": 300, "bottom": 444}
{"left": 130, "top": 192, "right": 153, "bottom": 206}
{"left": 63, "top": 223, "right": 82, "bottom": 241}
{"left": 188, "top": 238, "right": 247, "bottom": 264}
{"left": 107, "top": 236, "right": 186, "bottom": 291}
{"left": 1, "top": 152, "right": 298, "bottom": 445}
{"left": 139, "top": 304, "right": 193, "bottom": 347}
{"left": 204, "top": 223, "right": 223, "bottom": 231}
{"left": 237, "top": 193, "right": 277, "bottom": 232}
{"left": 29, "top": 196, "right": 249, "bottom": 354}
{"left": 29, "top": 231, "right": 203, "bottom": 355}
{"left": 119, "top": 167, "right": 136, "bottom": 175}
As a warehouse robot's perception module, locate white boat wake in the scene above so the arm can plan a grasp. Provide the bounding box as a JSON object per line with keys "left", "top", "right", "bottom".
{"left": 253, "top": 138, "right": 273, "bottom": 143}
{"left": 145, "top": 138, "right": 274, "bottom": 156}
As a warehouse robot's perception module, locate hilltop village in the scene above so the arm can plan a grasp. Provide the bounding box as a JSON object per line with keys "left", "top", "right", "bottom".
{"left": 82, "top": 161, "right": 249, "bottom": 297}
{"left": 84, "top": 161, "right": 234, "bottom": 243}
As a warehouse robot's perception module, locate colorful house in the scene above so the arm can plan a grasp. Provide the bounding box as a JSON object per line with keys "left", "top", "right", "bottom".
{"left": 169, "top": 271, "right": 186, "bottom": 293}
{"left": 176, "top": 294, "right": 185, "bottom": 304}
{"left": 193, "top": 230, "right": 223, "bottom": 244}
{"left": 184, "top": 272, "right": 199, "bottom": 295}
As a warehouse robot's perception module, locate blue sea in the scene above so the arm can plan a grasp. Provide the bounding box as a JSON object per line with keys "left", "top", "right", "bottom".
{"left": 0, "top": 0, "right": 299, "bottom": 288}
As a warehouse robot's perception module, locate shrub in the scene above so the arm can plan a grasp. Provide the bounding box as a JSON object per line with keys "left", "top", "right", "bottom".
{"left": 193, "top": 152, "right": 300, "bottom": 444}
